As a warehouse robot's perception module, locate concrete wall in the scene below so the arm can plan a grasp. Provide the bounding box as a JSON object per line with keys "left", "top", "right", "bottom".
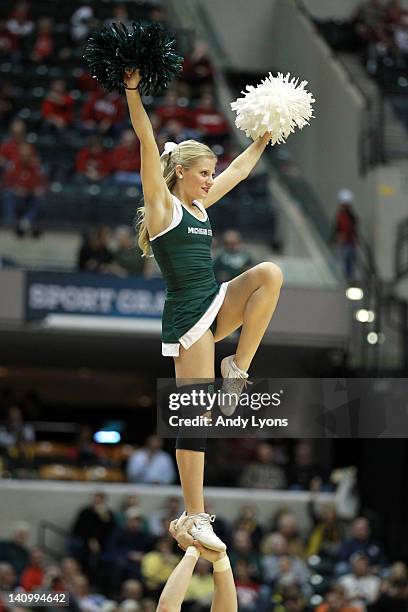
{"left": 195, "top": 0, "right": 279, "bottom": 73}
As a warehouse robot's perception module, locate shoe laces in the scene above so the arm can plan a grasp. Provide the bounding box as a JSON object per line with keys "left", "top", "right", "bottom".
{"left": 193, "top": 512, "right": 216, "bottom": 530}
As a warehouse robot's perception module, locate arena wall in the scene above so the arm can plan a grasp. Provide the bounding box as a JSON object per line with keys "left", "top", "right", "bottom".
{"left": 0, "top": 480, "right": 335, "bottom": 553}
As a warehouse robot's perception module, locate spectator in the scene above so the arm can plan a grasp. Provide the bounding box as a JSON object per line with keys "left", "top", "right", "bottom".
{"left": 80, "top": 90, "right": 126, "bottom": 138}
{"left": 110, "top": 226, "right": 146, "bottom": 277}
{"left": 155, "top": 90, "right": 191, "bottom": 130}
{"left": 338, "top": 552, "right": 381, "bottom": 608}
{"left": 0, "top": 522, "right": 30, "bottom": 579}
{"left": 141, "top": 537, "right": 178, "bottom": 595}
{"left": 0, "top": 405, "right": 35, "bottom": 451}
{"left": 0, "top": 118, "right": 38, "bottom": 168}
{"left": 20, "top": 548, "right": 46, "bottom": 592}
{"left": 0, "top": 20, "right": 19, "bottom": 62}
{"left": 234, "top": 505, "right": 264, "bottom": 551}
{"left": 181, "top": 40, "right": 214, "bottom": 88}
{"left": 261, "top": 533, "right": 310, "bottom": 593}
{"left": 30, "top": 17, "right": 54, "bottom": 64}
{"left": 105, "top": 4, "right": 132, "bottom": 26}
{"left": 332, "top": 189, "right": 358, "bottom": 281}
{"left": 126, "top": 435, "right": 176, "bottom": 485}
{"left": 2, "top": 143, "right": 47, "bottom": 235}
{"left": 77, "top": 227, "right": 114, "bottom": 273}
{"left": 393, "top": 14, "right": 408, "bottom": 65}
{"left": 353, "top": 0, "right": 390, "bottom": 46}
{"left": 105, "top": 507, "right": 152, "bottom": 590}
{"left": 5, "top": 1, "right": 34, "bottom": 42}
{"left": 41, "top": 79, "right": 74, "bottom": 135}
{"left": 286, "top": 441, "right": 325, "bottom": 491}
{"left": 119, "top": 578, "right": 144, "bottom": 608}
{"left": 111, "top": 129, "right": 141, "bottom": 186}
{"left": 234, "top": 559, "right": 261, "bottom": 612}
{"left": 66, "top": 425, "right": 105, "bottom": 467}
{"left": 213, "top": 229, "right": 254, "bottom": 283}
{"left": 0, "top": 562, "right": 17, "bottom": 590}
{"left": 306, "top": 500, "right": 344, "bottom": 558}
{"left": 276, "top": 584, "right": 307, "bottom": 612}
{"left": 70, "top": 574, "right": 111, "bottom": 611}
{"left": 0, "top": 82, "right": 15, "bottom": 130}
{"left": 159, "top": 118, "right": 201, "bottom": 145}
{"left": 70, "top": 5, "right": 95, "bottom": 44}
{"left": 148, "top": 496, "right": 182, "bottom": 538}
{"left": 191, "top": 92, "right": 230, "bottom": 142}
{"left": 316, "top": 584, "right": 362, "bottom": 612}
{"left": 70, "top": 491, "right": 116, "bottom": 579}
{"left": 337, "top": 517, "right": 386, "bottom": 572}
{"left": 370, "top": 568, "right": 408, "bottom": 612}
{"left": 185, "top": 557, "right": 214, "bottom": 609}
{"left": 75, "top": 136, "right": 112, "bottom": 184}
{"left": 60, "top": 556, "right": 82, "bottom": 592}
{"left": 387, "top": 0, "right": 408, "bottom": 26}
{"left": 229, "top": 529, "right": 262, "bottom": 580}
{"left": 276, "top": 512, "right": 306, "bottom": 559}
{"left": 239, "top": 442, "right": 287, "bottom": 490}
{"left": 116, "top": 495, "right": 147, "bottom": 530}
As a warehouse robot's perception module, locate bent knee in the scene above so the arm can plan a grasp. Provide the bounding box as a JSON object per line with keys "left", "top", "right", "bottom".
{"left": 256, "top": 262, "right": 283, "bottom": 289}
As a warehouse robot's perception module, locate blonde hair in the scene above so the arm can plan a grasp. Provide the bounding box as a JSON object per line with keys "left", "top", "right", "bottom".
{"left": 136, "top": 140, "right": 216, "bottom": 257}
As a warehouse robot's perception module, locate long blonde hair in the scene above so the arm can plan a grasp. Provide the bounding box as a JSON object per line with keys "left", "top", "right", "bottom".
{"left": 136, "top": 140, "right": 216, "bottom": 257}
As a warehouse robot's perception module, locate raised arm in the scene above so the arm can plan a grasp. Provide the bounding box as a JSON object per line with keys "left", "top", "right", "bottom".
{"left": 156, "top": 548, "right": 199, "bottom": 612}
{"left": 124, "top": 69, "right": 172, "bottom": 213}
{"left": 203, "top": 132, "right": 271, "bottom": 208}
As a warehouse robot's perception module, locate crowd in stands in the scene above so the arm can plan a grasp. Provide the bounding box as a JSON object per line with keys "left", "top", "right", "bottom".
{"left": 314, "top": 0, "right": 408, "bottom": 130}
{"left": 0, "top": 0, "right": 249, "bottom": 243}
{"left": 1, "top": 489, "right": 407, "bottom": 611}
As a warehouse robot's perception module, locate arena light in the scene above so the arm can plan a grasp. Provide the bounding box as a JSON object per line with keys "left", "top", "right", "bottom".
{"left": 346, "top": 287, "right": 364, "bottom": 301}
{"left": 94, "top": 431, "right": 121, "bottom": 444}
{"left": 355, "top": 309, "right": 375, "bottom": 323}
{"left": 367, "top": 332, "right": 379, "bottom": 345}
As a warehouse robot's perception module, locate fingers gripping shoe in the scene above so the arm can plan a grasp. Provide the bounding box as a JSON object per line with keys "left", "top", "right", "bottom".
{"left": 177, "top": 511, "right": 226, "bottom": 552}
{"left": 219, "top": 355, "right": 252, "bottom": 417}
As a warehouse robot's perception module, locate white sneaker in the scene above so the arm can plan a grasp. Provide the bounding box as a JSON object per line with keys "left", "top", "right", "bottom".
{"left": 219, "top": 355, "right": 251, "bottom": 417}
{"left": 177, "top": 511, "right": 226, "bottom": 552}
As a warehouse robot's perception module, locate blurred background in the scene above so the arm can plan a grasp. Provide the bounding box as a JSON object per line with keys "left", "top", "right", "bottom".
{"left": 0, "top": 0, "right": 408, "bottom": 610}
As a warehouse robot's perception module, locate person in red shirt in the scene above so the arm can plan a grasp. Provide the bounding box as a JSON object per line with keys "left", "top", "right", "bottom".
{"left": 0, "top": 118, "right": 38, "bottom": 168}
{"left": 20, "top": 548, "right": 46, "bottom": 592}
{"left": 155, "top": 90, "right": 192, "bottom": 130}
{"left": 80, "top": 90, "right": 126, "bottom": 138}
{"left": 110, "top": 128, "right": 141, "bottom": 186}
{"left": 0, "top": 19, "right": 19, "bottom": 62}
{"left": 30, "top": 17, "right": 54, "bottom": 63}
{"left": 190, "top": 92, "right": 230, "bottom": 144}
{"left": 181, "top": 40, "right": 214, "bottom": 88}
{"left": 332, "top": 189, "right": 358, "bottom": 280}
{"left": 2, "top": 143, "right": 47, "bottom": 234}
{"left": 41, "top": 79, "right": 74, "bottom": 134}
{"left": 75, "top": 135, "right": 112, "bottom": 184}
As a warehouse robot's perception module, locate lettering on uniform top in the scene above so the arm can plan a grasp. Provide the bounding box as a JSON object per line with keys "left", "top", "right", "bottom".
{"left": 187, "top": 227, "right": 213, "bottom": 236}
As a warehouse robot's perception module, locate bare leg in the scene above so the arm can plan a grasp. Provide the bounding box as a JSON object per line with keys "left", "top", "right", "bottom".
{"left": 173, "top": 329, "right": 215, "bottom": 514}
{"left": 214, "top": 262, "right": 283, "bottom": 371}
{"left": 175, "top": 450, "right": 205, "bottom": 514}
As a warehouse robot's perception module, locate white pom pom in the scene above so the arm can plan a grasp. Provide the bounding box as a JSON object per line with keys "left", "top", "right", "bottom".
{"left": 161, "top": 141, "right": 178, "bottom": 157}
{"left": 230, "top": 72, "right": 316, "bottom": 145}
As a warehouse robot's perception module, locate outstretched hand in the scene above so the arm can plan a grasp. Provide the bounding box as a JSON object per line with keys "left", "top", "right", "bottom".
{"left": 123, "top": 68, "right": 141, "bottom": 90}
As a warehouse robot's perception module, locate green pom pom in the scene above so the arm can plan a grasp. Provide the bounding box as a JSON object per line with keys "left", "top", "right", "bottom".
{"left": 83, "top": 21, "right": 184, "bottom": 95}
